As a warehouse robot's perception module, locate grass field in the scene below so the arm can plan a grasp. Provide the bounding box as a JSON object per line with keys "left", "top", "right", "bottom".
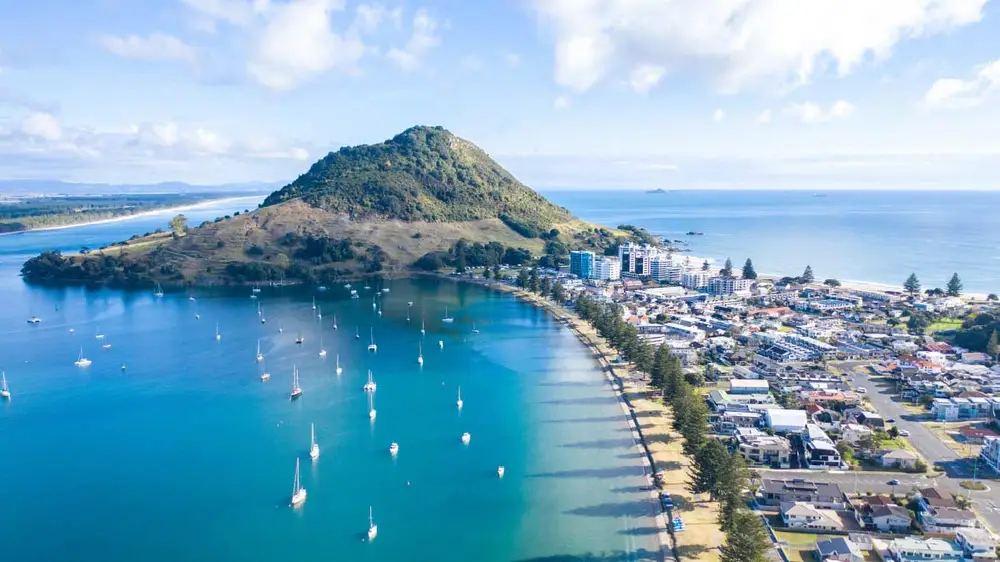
{"left": 927, "top": 318, "right": 964, "bottom": 333}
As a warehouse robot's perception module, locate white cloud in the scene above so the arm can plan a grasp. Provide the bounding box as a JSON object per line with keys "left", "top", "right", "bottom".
{"left": 757, "top": 110, "right": 772, "bottom": 124}
{"left": 924, "top": 60, "right": 1000, "bottom": 109}
{"left": 554, "top": 95, "right": 570, "bottom": 110}
{"left": 182, "top": 0, "right": 263, "bottom": 30}
{"left": 629, "top": 64, "right": 667, "bottom": 94}
{"left": 530, "top": 0, "right": 988, "bottom": 94}
{"left": 136, "top": 122, "right": 179, "bottom": 147}
{"left": 247, "top": 0, "right": 367, "bottom": 90}
{"left": 21, "top": 112, "right": 62, "bottom": 141}
{"left": 505, "top": 53, "right": 521, "bottom": 67}
{"left": 712, "top": 108, "right": 725, "bottom": 122}
{"left": 99, "top": 33, "right": 197, "bottom": 62}
{"left": 460, "top": 54, "right": 483, "bottom": 72}
{"left": 785, "top": 100, "right": 856, "bottom": 123}
{"left": 352, "top": 4, "right": 403, "bottom": 33}
{"left": 386, "top": 8, "right": 441, "bottom": 71}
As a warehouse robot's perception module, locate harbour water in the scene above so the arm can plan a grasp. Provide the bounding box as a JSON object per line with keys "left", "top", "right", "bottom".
{"left": 0, "top": 199, "right": 660, "bottom": 562}
{"left": 547, "top": 190, "right": 1000, "bottom": 294}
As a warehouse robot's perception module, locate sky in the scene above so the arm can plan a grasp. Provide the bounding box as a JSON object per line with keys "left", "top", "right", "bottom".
{"left": 1, "top": 0, "right": 1000, "bottom": 189}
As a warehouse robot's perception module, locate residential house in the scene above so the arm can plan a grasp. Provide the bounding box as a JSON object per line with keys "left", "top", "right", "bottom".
{"left": 955, "top": 528, "right": 997, "bottom": 560}
{"left": 870, "top": 504, "right": 913, "bottom": 533}
{"left": 920, "top": 506, "right": 980, "bottom": 535}
{"left": 839, "top": 423, "right": 874, "bottom": 445}
{"left": 816, "top": 537, "right": 864, "bottom": 562}
{"left": 917, "top": 488, "right": 959, "bottom": 510}
{"left": 760, "top": 479, "right": 845, "bottom": 508}
{"left": 780, "top": 502, "right": 844, "bottom": 531}
{"left": 963, "top": 352, "right": 990, "bottom": 365}
{"left": 888, "top": 537, "right": 962, "bottom": 561}
{"left": 729, "top": 379, "right": 770, "bottom": 394}
{"left": 735, "top": 428, "right": 792, "bottom": 468}
{"left": 804, "top": 424, "right": 842, "bottom": 469}
{"left": 765, "top": 408, "right": 808, "bottom": 433}
{"left": 880, "top": 449, "right": 920, "bottom": 470}
{"left": 958, "top": 427, "right": 1000, "bottom": 444}
{"left": 932, "top": 397, "right": 995, "bottom": 421}
{"left": 714, "top": 410, "right": 763, "bottom": 434}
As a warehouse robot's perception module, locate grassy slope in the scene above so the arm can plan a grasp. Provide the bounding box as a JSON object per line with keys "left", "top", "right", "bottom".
{"left": 91, "top": 200, "right": 607, "bottom": 283}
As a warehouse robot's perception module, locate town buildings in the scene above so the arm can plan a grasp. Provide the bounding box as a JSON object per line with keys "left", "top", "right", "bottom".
{"left": 569, "top": 251, "right": 594, "bottom": 279}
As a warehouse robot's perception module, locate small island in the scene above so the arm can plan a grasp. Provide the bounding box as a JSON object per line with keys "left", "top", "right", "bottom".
{"left": 647, "top": 188, "right": 668, "bottom": 194}
{"left": 21, "top": 126, "right": 646, "bottom": 287}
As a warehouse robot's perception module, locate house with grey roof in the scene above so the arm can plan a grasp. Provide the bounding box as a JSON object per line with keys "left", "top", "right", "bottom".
{"left": 816, "top": 537, "right": 863, "bottom": 562}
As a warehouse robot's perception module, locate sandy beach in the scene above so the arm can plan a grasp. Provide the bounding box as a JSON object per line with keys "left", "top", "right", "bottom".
{"left": 1, "top": 195, "right": 263, "bottom": 236}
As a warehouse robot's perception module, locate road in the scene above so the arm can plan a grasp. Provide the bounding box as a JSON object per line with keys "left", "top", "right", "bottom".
{"left": 764, "top": 363, "right": 1000, "bottom": 531}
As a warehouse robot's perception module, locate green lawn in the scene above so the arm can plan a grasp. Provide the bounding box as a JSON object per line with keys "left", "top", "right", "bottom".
{"left": 927, "top": 318, "right": 964, "bottom": 334}
{"left": 773, "top": 531, "right": 824, "bottom": 546}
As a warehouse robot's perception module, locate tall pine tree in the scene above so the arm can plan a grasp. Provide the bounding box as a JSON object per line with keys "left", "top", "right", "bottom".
{"left": 903, "top": 273, "right": 921, "bottom": 295}
{"left": 742, "top": 258, "right": 757, "bottom": 280}
{"left": 687, "top": 439, "right": 730, "bottom": 498}
{"left": 947, "top": 272, "right": 963, "bottom": 297}
{"left": 719, "top": 509, "right": 771, "bottom": 562}
{"left": 801, "top": 265, "right": 815, "bottom": 284}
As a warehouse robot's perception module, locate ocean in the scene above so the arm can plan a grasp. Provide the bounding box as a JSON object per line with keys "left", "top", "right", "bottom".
{"left": 0, "top": 198, "right": 660, "bottom": 562}
{"left": 546, "top": 190, "right": 1000, "bottom": 294}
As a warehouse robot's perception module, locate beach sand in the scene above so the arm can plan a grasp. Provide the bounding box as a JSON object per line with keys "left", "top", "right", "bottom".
{"left": 4, "top": 196, "right": 262, "bottom": 236}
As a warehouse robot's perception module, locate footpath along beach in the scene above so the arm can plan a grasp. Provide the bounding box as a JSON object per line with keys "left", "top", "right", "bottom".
{"left": 465, "top": 276, "right": 728, "bottom": 562}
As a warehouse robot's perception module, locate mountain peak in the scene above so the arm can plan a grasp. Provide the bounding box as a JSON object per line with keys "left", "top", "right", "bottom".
{"left": 262, "top": 126, "right": 570, "bottom": 237}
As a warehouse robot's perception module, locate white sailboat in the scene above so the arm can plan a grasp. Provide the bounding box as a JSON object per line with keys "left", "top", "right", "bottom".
{"left": 26, "top": 316, "right": 41, "bottom": 324}
{"left": 317, "top": 306, "right": 322, "bottom": 320}
{"left": 153, "top": 282, "right": 164, "bottom": 298}
{"left": 355, "top": 326, "right": 360, "bottom": 339}
{"left": 497, "top": 465, "right": 505, "bottom": 478}
{"left": 407, "top": 301, "right": 413, "bottom": 307}
{"left": 260, "top": 358, "right": 271, "bottom": 381}
{"left": 368, "top": 393, "right": 376, "bottom": 420}
{"left": 95, "top": 326, "right": 105, "bottom": 339}
{"left": 319, "top": 329, "right": 327, "bottom": 357}
{"left": 74, "top": 347, "right": 91, "bottom": 367}
{"left": 461, "top": 432, "right": 471, "bottom": 445}
{"left": 215, "top": 323, "right": 221, "bottom": 341}
{"left": 457, "top": 386, "right": 463, "bottom": 409}
{"left": 278, "top": 322, "right": 283, "bottom": 334}
{"left": 332, "top": 315, "right": 338, "bottom": 330}
{"left": 309, "top": 423, "right": 320, "bottom": 460}
{"left": 252, "top": 285, "right": 261, "bottom": 294}
{"left": 311, "top": 297, "right": 316, "bottom": 311}
{"left": 290, "top": 458, "right": 307, "bottom": 506}
{"left": 389, "top": 442, "right": 399, "bottom": 455}
{"left": 421, "top": 318, "right": 425, "bottom": 335}
{"left": 417, "top": 343, "right": 423, "bottom": 365}
{"left": 260, "top": 304, "right": 266, "bottom": 324}
{"left": 256, "top": 339, "right": 264, "bottom": 362}
{"left": 367, "top": 506, "right": 378, "bottom": 541}
{"left": 363, "top": 369, "right": 376, "bottom": 392}
{"left": 439, "top": 340, "right": 444, "bottom": 350}
{"left": 367, "top": 328, "right": 377, "bottom": 352}
{"left": 335, "top": 354, "right": 343, "bottom": 375}
{"left": 472, "top": 323, "right": 480, "bottom": 334}
{"left": 377, "top": 308, "right": 382, "bottom": 317}
{"left": 295, "top": 333, "right": 304, "bottom": 345}
{"left": 290, "top": 366, "right": 302, "bottom": 399}
{"left": 1, "top": 372, "right": 10, "bottom": 399}
{"left": 442, "top": 306, "right": 454, "bottom": 323}
{"left": 372, "top": 299, "right": 377, "bottom": 311}
{"left": 257, "top": 302, "right": 262, "bottom": 316}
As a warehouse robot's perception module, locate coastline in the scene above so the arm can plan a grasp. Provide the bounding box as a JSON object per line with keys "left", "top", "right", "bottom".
{"left": 0, "top": 195, "right": 263, "bottom": 236}
{"left": 432, "top": 273, "right": 675, "bottom": 561}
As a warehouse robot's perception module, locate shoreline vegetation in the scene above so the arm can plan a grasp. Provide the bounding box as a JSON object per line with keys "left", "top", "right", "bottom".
{"left": 0, "top": 194, "right": 261, "bottom": 236}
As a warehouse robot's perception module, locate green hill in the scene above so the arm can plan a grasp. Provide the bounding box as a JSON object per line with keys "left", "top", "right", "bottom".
{"left": 21, "top": 126, "right": 643, "bottom": 287}
{"left": 263, "top": 126, "right": 572, "bottom": 238}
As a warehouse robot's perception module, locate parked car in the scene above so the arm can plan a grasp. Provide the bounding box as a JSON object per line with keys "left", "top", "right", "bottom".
{"left": 857, "top": 387, "right": 868, "bottom": 393}
{"left": 888, "top": 479, "right": 901, "bottom": 486}
{"left": 887, "top": 418, "right": 897, "bottom": 423}
{"left": 899, "top": 429, "right": 911, "bottom": 437}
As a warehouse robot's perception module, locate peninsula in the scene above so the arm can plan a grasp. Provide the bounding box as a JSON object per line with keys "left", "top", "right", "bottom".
{"left": 21, "top": 126, "right": 641, "bottom": 287}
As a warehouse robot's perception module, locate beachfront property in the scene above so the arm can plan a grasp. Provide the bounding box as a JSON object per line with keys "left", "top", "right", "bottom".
{"left": 729, "top": 379, "right": 769, "bottom": 394}
{"left": 759, "top": 479, "right": 846, "bottom": 508}
{"left": 930, "top": 396, "right": 998, "bottom": 421}
{"left": 734, "top": 428, "right": 792, "bottom": 468}
{"left": 707, "top": 276, "right": 753, "bottom": 296}
{"left": 803, "top": 423, "right": 842, "bottom": 469}
{"left": 780, "top": 502, "right": 844, "bottom": 531}
{"left": 815, "top": 537, "right": 864, "bottom": 562}
{"left": 979, "top": 436, "right": 1000, "bottom": 472}
{"left": 569, "top": 251, "right": 595, "bottom": 279}
{"left": 681, "top": 271, "right": 710, "bottom": 289}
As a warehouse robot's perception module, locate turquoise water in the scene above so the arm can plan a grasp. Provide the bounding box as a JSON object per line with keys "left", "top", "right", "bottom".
{"left": 547, "top": 190, "right": 1000, "bottom": 294}
{"left": 0, "top": 199, "right": 660, "bottom": 562}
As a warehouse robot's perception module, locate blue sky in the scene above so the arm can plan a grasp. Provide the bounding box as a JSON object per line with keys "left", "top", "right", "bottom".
{"left": 1, "top": 0, "right": 1000, "bottom": 189}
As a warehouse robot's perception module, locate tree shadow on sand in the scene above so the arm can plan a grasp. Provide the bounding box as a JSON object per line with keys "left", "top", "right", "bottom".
{"left": 529, "top": 466, "right": 644, "bottom": 479}
{"left": 565, "top": 499, "right": 658, "bottom": 518}
{"left": 514, "top": 550, "right": 662, "bottom": 562}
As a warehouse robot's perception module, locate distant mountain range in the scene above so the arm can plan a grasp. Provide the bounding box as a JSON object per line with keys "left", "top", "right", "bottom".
{"left": 0, "top": 179, "right": 280, "bottom": 197}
